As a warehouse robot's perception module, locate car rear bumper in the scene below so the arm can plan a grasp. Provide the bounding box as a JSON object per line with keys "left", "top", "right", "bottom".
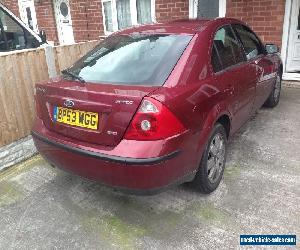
{"left": 32, "top": 119, "right": 199, "bottom": 194}
{"left": 32, "top": 131, "right": 180, "bottom": 166}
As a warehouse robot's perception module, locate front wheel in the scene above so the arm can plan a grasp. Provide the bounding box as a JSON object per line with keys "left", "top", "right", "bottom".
{"left": 264, "top": 72, "right": 282, "bottom": 108}
{"left": 192, "top": 123, "right": 227, "bottom": 194}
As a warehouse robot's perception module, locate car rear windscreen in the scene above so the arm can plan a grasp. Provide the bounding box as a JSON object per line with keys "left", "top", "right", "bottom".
{"left": 67, "top": 34, "right": 192, "bottom": 86}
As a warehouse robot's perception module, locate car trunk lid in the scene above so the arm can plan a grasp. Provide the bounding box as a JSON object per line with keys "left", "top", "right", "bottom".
{"left": 35, "top": 79, "right": 159, "bottom": 146}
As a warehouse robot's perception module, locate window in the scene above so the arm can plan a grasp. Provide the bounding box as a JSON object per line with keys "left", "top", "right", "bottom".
{"left": 67, "top": 34, "right": 192, "bottom": 86}
{"left": 0, "top": 8, "right": 26, "bottom": 51}
{"left": 137, "top": 0, "right": 152, "bottom": 24}
{"left": 197, "top": 0, "right": 219, "bottom": 18}
{"left": 298, "top": 6, "right": 300, "bottom": 30}
{"left": 103, "top": 1, "right": 113, "bottom": 32}
{"left": 0, "top": 8, "right": 39, "bottom": 52}
{"left": 211, "top": 45, "right": 222, "bottom": 72}
{"left": 212, "top": 25, "right": 245, "bottom": 71}
{"left": 116, "top": 0, "right": 132, "bottom": 29}
{"left": 0, "top": 22, "right": 5, "bottom": 51}
{"left": 232, "top": 24, "right": 265, "bottom": 60}
{"left": 102, "top": 0, "right": 155, "bottom": 34}
{"left": 26, "top": 7, "right": 34, "bottom": 30}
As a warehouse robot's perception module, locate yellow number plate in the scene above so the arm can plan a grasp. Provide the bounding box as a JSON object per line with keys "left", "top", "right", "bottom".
{"left": 54, "top": 106, "right": 98, "bottom": 130}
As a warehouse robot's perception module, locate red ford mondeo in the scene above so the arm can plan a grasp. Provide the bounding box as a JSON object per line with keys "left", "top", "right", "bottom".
{"left": 32, "top": 18, "right": 282, "bottom": 194}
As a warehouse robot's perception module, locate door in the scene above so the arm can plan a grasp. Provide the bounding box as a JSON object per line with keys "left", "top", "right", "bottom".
{"left": 233, "top": 24, "right": 275, "bottom": 110}
{"left": 54, "top": 0, "right": 74, "bottom": 45}
{"left": 286, "top": 0, "right": 300, "bottom": 72}
{"left": 18, "top": 0, "right": 38, "bottom": 33}
{"left": 189, "top": 0, "right": 226, "bottom": 18}
{"left": 212, "top": 25, "right": 256, "bottom": 133}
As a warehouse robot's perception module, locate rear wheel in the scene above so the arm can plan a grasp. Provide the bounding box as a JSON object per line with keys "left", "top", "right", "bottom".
{"left": 192, "top": 123, "right": 227, "bottom": 194}
{"left": 264, "top": 72, "right": 282, "bottom": 108}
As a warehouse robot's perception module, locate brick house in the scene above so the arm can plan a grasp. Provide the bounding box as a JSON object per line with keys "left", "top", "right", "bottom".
{"left": 0, "top": 0, "right": 299, "bottom": 80}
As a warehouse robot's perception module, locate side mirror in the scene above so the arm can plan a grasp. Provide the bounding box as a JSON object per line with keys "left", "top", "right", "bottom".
{"left": 265, "top": 44, "right": 279, "bottom": 54}
{"left": 39, "top": 30, "right": 47, "bottom": 44}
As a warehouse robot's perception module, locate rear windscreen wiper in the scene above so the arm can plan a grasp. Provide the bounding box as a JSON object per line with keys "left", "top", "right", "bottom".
{"left": 62, "top": 69, "right": 86, "bottom": 83}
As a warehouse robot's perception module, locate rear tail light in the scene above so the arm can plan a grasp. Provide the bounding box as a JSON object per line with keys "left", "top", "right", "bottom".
{"left": 124, "top": 97, "right": 186, "bottom": 140}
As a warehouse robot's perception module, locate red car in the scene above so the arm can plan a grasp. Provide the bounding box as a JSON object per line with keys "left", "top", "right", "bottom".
{"left": 32, "top": 18, "right": 282, "bottom": 194}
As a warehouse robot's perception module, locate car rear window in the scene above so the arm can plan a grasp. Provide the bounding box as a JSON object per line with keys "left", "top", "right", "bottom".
{"left": 67, "top": 34, "right": 192, "bottom": 86}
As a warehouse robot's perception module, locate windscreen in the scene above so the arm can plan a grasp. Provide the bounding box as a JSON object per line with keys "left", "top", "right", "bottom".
{"left": 67, "top": 34, "right": 192, "bottom": 86}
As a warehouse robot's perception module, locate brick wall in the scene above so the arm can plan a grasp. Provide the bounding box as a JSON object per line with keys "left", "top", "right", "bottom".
{"left": 226, "top": 0, "right": 285, "bottom": 47}
{"left": 34, "top": 0, "right": 58, "bottom": 43}
{"left": 68, "top": 0, "right": 190, "bottom": 42}
{"left": 156, "top": 0, "right": 189, "bottom": 22}
{"left": 2, "top": 0, "right": 286, "bottom": 47}
{"left": 70, "top": 0, "right": 104, "bottom": 42}
{"left": 0, "top": 0, "right": 19, "bottom": 17}
{"left": 1, "top": 0, "right": 190, "bottom": 45}
{"left": 69, "top": 0, "right": 190, "bottom": 41}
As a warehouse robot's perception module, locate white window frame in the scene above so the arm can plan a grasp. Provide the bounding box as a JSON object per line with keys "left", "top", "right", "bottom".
{"left": 18, "top": 0, "right": 39, "bottom": 33}
{"left": 219, "top": 0, "right": 226, "bottom": 17}
{"left": 101, "top": 0, "right": 156, "bottom": 35}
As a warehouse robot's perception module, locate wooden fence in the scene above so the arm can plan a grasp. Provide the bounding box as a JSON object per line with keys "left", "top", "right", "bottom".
{"left": 53, "top": 41, "right": 99, "bottom": 72}
{"left": 0, "top": 40, "right": 100, "bottom": 147}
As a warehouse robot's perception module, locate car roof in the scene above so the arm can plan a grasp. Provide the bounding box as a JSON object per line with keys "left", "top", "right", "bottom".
{"left": 115, "top": 18, "right": 244, "bottom": 36}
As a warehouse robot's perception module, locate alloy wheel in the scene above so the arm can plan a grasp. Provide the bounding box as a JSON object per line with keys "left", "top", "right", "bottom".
{"left": 207, "top": 133, "right": 226, "bottom": 183}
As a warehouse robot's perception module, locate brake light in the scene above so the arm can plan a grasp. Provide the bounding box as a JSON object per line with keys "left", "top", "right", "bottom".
{"left": 124, "top": 97, "right": 186, "bottom": 140}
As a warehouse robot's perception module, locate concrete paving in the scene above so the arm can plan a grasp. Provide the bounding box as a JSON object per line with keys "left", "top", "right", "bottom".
{"left": 0, "top": 86, "right": 299, "bottom": 250}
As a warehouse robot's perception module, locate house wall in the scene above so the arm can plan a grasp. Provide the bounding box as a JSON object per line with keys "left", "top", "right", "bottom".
{"left": 67, "top": 0, "right": 285, "bottom": 46}
{"left": 70, "top": 0, "right": 104, "bottom": 42}
{"left": 226, "top": 0, "right": 285, "bottom": 47}
{"left": 0, "top": 0, "right": 19, "bottom": 17}
{"left": 156, "top": 0, "right": 189, "bottom": 22}
{"left": 69, "top": 0, "right": 189, "bottom": 42}
{"left": 34, "top": 0, "right": 58, "bottom": 43}
{"left": 2, "top": 0, "right": 285, "bottom": 47}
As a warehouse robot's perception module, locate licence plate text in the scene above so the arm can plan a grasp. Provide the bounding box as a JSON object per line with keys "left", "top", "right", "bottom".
{"left": 53, "top": 106, "right": 98, "bottom": 130}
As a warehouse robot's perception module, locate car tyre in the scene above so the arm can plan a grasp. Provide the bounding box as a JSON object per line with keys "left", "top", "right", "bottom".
{"left": 192, "top": 123, "right": 227, "bottom": 194}
{"left": 264, "top": 71, "right": 282, "bottom": 108}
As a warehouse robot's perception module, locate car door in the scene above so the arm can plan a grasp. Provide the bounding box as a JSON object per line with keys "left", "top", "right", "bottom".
{"left": 232, "top": 24, "right": 275, "bottom": 112}
{"left": 211, "top": 25, "right": 256, "bottom": 133}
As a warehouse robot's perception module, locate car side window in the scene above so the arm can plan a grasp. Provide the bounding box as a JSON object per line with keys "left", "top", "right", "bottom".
{"left": 211, "top": 44, "right": 223, "bottom": 72}
{"left": 233, "top": 24, "right": 265, "bottom": 60}
{"left": 0, "top": 8, "right": 39, "bottom": 52}
{"left": 213, "top": 25, "right": 245, "bottom": 72}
